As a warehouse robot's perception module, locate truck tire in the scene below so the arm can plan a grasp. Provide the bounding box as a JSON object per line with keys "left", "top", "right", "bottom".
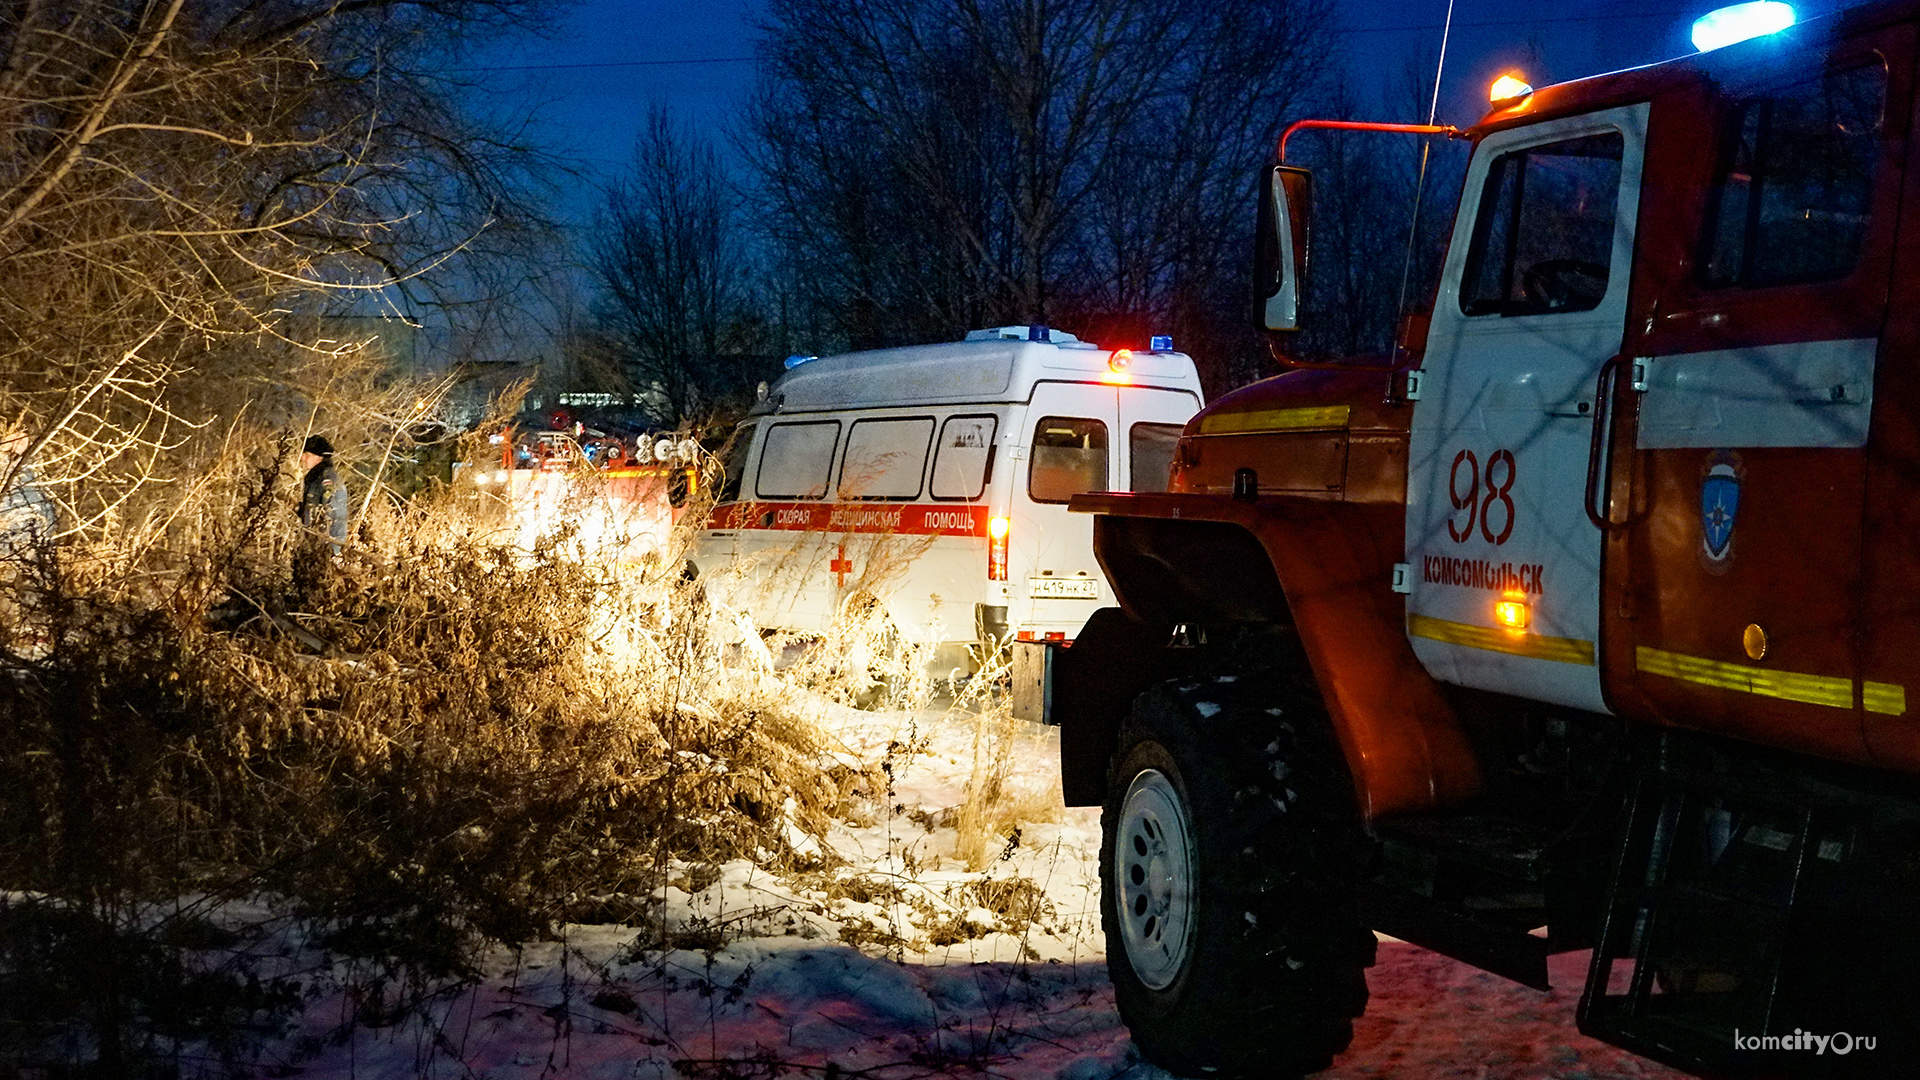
{"left": 1101, "top": 670, "right": 1374, "bottom": 1079}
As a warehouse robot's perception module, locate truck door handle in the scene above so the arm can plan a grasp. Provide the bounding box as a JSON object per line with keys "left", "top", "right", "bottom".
{"left": 1584, "top": 354, "right": 1625, "bottom": 531}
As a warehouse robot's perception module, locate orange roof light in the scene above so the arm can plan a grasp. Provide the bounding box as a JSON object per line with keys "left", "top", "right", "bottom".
{"left": 1489, "top": 73, "right": 1534, "bottom": 105}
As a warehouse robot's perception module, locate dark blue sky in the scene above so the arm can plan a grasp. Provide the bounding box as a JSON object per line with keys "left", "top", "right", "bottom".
{"left": 468, "top": 0, "right": 1852, "bottom": 227}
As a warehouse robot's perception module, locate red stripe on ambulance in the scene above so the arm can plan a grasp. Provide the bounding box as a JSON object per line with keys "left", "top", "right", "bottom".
{"left": 711, "top": 502, "right": 989, "bottom": 537}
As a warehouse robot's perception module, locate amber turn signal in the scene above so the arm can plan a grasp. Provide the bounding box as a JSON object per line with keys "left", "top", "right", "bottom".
{"left": 1493, "top": 597, "right": 1530, "bottom": 632}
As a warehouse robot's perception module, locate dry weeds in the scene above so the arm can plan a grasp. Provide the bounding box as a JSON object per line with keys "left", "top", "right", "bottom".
{"left": 0, "top": 417, "right": 1058, "bottom": 1075}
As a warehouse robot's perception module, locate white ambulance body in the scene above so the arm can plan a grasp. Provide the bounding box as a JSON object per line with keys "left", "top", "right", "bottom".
{"left": 692, "top": 327, "right": 1204, "bottom": 662}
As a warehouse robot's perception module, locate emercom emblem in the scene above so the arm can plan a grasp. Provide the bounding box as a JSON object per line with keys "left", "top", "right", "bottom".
{"left": 1700, "top": 450, "right": 1743, "bottom": 569}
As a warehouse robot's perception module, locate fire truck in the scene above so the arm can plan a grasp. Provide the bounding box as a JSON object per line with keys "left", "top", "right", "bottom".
{"left": 1031, "top": 2, "right": 1920, "bottom": 1076}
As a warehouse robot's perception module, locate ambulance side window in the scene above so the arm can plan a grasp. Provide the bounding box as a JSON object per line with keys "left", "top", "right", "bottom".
{"left": 1460, "top": 132, "right": 1624, "bottom": 317}
{"left": 718, "top": 423, "right": 756, "bottom": 503}
{"left": 1029, "top": 417, "right": 1108, "bottom": 504}
{"left": 1701, "top": 63, "right": 1886, "bottom": 289}
{"left": 755, "top": 421, "right": 840, "bottom": 499}
{"left": 1129, "top": 423, "right": 1184, "bottom": 492}
{"left": 930, "top": 414, "right": 998, "bottom": 500}
{"left": 839, "top": 417, "right": 934, "bottom": 500}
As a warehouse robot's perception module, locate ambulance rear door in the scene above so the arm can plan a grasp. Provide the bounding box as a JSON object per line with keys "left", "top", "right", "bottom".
{"left": 1016, "top": 383, "right": 1120, "bottom": 636}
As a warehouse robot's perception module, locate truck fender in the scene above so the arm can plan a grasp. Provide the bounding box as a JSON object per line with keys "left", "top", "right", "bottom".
{"left": 1082, "top": 493, "right": 1482, "bottom": 820}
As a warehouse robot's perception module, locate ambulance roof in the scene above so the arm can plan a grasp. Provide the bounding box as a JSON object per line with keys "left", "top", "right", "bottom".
{"left": 755, "top": 330, "right": 1204, "bottom": 415}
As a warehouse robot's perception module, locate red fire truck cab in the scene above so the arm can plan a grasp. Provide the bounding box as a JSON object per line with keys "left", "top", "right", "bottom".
{"left": 1035, "top": 3, "right": 1920, "bottom": 1076}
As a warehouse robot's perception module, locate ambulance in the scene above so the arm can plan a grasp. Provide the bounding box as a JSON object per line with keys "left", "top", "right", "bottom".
{"left": 691, "top": 326, "right": 1204, "bottom": 667}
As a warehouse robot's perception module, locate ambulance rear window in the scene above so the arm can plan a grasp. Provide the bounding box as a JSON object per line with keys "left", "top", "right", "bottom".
{"left": 756, "top": 421, "right": 839, "bottom": 499}
{"left": 1129, "top": 423, "right": 1183, "bottom": 492}
{"left": 1029, "top": 417, "right": 1108, "bottom": 504}
{"left": 1701, "top": 63, "right": 1885, "bottom": 289}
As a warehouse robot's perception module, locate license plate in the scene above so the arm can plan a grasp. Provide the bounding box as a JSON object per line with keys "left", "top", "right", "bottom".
{"left": 1028, "top": 576, "right": 1099, "bottom": 599}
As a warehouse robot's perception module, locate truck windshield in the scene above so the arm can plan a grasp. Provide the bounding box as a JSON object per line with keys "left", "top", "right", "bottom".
{"left": 1460, "top": 132, "right": 1624, "bottom": 317}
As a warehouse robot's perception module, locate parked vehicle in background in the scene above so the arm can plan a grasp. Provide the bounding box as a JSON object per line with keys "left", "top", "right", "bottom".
{"left": 691, "top": 326, "right": 1203, "bottom": 670}
{"left": 472, "top": 426, "right": 705, "bottom": 564}
{"left": 1029, "top": 4, "right": 1920, "bottom": 1078}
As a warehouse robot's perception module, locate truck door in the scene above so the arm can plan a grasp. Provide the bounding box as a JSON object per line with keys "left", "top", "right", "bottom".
{"left": 1615, "top": 35, "right": 1908, "bottom": 759}
{"left": 1406, "top": 104, "right": 1647, "bottom": 713}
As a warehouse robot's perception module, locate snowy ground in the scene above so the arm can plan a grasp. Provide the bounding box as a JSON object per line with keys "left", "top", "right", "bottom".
{"left": 272, "top": 700, "right": 1687, "bottom": 1080}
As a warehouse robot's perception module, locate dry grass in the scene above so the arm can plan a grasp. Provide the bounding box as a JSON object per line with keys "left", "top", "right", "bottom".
{"left": 0, "top": 422, "right": 894, "bottom": 1073}
{"left": 0, "top": 413, "right": 1061, "bottom": 1075}
{"left": 952, "top": 699, "right": 1064, "bottom": 871}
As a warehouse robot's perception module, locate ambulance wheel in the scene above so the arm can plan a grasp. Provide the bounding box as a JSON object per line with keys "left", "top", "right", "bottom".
{"left": 1101, "top": 670, "right": 1374, "bottom": 1079}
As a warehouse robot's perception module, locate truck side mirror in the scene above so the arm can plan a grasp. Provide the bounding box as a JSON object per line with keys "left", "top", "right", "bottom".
{"left": 1254, "top": 165, "right": 1312, "bottom": 332}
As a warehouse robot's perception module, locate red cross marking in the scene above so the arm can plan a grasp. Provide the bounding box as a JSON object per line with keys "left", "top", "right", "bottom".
{"left": 830, "top": 544, "right": 854, "bottom": 587}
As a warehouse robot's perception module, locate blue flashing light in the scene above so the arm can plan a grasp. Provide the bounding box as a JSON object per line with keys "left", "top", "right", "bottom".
{"left": 1692, "top": 1, "right": 1794, "bottom": 52}
{"left": 783, "top": 354, "right": 818, "bottom": 370}
{"left": 1150, "top": 335, "right": 1173, "bottom": 352}
{"left": 1028, "top": 325, "right": 1051, "bottom": 343}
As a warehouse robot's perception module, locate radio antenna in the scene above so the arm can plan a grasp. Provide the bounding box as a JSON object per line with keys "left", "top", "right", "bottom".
{"left": 1393, "top": 0, "right": 1458, "bottom": 343}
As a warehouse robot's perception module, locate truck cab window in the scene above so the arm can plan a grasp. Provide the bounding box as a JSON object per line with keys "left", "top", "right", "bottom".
{"left": 1129, "top": 423, "right": 1184, "bottom": 493}
{"left": 1029, "top": 417, "right": 1108, "bottom": 504}
{"left": 717, "top": 424, "right": 756, "bottom": 503}
{"left": 1460, "top": 132, "right": 1624, "bottom": 317}
{"left": 1701, "top": 63, "right": 1885, "bottom": 289}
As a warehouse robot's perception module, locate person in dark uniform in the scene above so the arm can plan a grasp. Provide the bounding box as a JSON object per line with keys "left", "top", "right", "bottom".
{"left": 0, "top": 427, "right": 54, "bottom": 560}
{"left": 298, "top": 435, "right": 349, "bottom": 554}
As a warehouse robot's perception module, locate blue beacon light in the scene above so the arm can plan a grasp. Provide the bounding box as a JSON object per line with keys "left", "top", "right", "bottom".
{"left": 1691, "top": 2, "right": 1795, "bottom": 53}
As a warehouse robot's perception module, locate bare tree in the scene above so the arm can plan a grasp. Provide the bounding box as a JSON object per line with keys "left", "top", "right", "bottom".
{"left": 586, "top": 106, "right": 762, "bottom": 423}
{"left": 1288, "top": 48, "right": 1469, "bottom": 361}
{"left": 0, "top": 0, "right": 561, "bottom": 542}
{"left": 743, "top": 0, "right": 1336, "bottom": 391}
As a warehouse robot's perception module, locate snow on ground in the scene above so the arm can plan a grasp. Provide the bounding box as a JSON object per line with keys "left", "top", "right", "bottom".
{"left": 277, "top": 700, "right": 1688, "bottom": 1080}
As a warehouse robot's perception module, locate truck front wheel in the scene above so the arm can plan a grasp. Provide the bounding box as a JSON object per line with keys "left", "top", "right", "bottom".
{"left": 1100, "top": 671, "right": 1374, "bottom": 1078}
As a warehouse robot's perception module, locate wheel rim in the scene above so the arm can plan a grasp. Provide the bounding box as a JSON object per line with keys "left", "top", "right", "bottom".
{"left": 1114, "top": 767, "right": 1196, "bottom": 990}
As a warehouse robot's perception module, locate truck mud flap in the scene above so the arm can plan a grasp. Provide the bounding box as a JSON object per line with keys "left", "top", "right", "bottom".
{"left": 1032, "top": 607, "right": 1179, "bottom": 806}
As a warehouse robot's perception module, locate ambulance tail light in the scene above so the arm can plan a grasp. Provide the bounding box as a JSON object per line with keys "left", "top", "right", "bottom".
{"left": 988, "top": 516, "right": 1010, "bottom": 580}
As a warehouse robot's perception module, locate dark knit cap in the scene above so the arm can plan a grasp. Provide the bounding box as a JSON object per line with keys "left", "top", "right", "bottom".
{"left": 303, "top": 435, "right": 333, "bottom": 457}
